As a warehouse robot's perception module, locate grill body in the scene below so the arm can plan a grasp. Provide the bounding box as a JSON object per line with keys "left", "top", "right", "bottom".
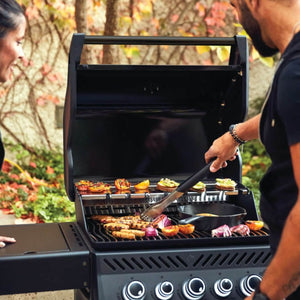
{"left": 65, "top": 35, "right": 270, "bottom": 300}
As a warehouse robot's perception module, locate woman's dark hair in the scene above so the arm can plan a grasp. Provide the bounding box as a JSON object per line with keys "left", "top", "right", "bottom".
{"left": 0, "top": 0, "right": 25, "bottom": 39}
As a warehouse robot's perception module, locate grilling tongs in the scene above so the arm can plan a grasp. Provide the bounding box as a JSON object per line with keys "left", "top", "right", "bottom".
{"left": 141, "top": 161, "right": 212, "bottom": 222}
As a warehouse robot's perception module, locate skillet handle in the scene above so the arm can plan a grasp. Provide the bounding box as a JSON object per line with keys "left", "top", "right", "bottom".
{"left": 176, "top": 162, "right": 212, "bottom": 193}
{"left": 178, "top": 215, "right": 205, "bottom": 225}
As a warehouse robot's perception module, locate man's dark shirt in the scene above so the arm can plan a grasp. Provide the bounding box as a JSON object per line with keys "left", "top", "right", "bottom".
{"left": 260, "top": 32, "right": 300, "bottom": 252}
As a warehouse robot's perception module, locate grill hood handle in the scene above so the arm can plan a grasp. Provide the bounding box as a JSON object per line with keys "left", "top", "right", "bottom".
{"left": 141, "top": 162, "right": 212, "bottom": 222}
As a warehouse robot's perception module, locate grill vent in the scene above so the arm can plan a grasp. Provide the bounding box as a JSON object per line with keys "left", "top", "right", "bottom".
{"left": 100, "top": 248, "right": 271, "bottom": 273}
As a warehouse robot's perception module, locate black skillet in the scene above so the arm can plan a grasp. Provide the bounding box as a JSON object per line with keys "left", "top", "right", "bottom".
{"left": 178, "top": 202, "right": 247, "bottom": 231}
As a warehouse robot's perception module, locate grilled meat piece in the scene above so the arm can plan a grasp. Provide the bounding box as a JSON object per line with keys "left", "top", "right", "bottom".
{"left": 120, "top": 229, "right": 146, "bottom": 238}
{"left": 103, "top": 222, "right": 130, "bottom": 231}
{"left": 112, "top": 231, "right": 135, "bottom": 240}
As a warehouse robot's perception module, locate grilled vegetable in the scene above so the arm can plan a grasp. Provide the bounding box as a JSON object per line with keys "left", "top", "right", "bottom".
{"left": 245, "top": 220, "right": 264, "bottom": 231}
{"left": 230, "top": 224, "right": 250, "bottom": 236}
{"left": 142, "top": 226, "right": 158, "bottom": 237}
{"left": 161, "top": 225, "right": 179, "bottom": 237}
{"left": 211, "top": 224, "right": 232, "bottom": 237}
{"left": 134, "top": 180, "right": 150, "bottom": 190}
{"left": 178, "top": 224, "right": 195, "bottom": 235}
{"left": 115, "top": 178, "right": 131, "bottom": 190}
{"left": 89, "top": 182, "right": 111, "bottom": 193}
{"left": 151, "top": 214, "right": 172, "bottom": 229}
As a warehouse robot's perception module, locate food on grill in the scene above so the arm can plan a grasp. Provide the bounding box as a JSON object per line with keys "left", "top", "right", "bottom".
{"left": 120, "top": 229, "right": 146, "bottom": 238}
{"left": 75, "top": 180, "right": 111, "bottom": 193}
{"left": 230, "top": 224, "right": 250, "bottom": 236}
{"left": 211, "top": 224, "right": 232, "bottom": 237}
{"left": 178, "top": 224, "right": 195, "bottom": 235}
{"left": 191, "top": 181, "right": 206, "bottom": 192}
{"left": 142, "top": 226, "right": 158, "bottom": 237}
{"left": 161, "top": 225, "right": 179, "bottom": 237}
{"left": 115, "top": 178, "right": 131, "bottom": 190}
{"left": 245, "top": 220, "right": 264, "bottom": 231}
{"left": 151, "top": 214, "right": 172, "bottom": 229}
{"left": 103, "top": 222, "right": 130, "bottom": 231}
{"left": 130, "top": 221, "right": 150, "bottom": 230}
{"left": 91, "top": 215, "right": 117, "bottom": 223}
{"left": 88, "top": 182, "right": 111, "bottom": 193}
{"left": 112, "top": 230, "right": 135, "bottom": 240}
{"left": 215, "top": 178, "right": 237, "bottom": 190}
{"left": 134, "top": 179, "right": 150, "bottom": 190}
{"left": 156, "top": 178, "right": 179, "bottom": 192}
{"left": 197, "top": 213, "right": 218, "bottom": 217}
{"left": 75, "top": 180, "right": 91, "bottom": 191}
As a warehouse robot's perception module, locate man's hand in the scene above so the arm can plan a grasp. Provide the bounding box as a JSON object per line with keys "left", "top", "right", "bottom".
{"left": 205, "top": 131, "right": 239, "bottom": 172}
{"left": 0, "top": 236, "right": 16, "bottom": 248}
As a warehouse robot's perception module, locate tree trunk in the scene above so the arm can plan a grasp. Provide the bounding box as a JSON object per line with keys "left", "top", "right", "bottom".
{"left": 75, "top": 0, "right": 92, "bottom": 64}
{"left": 102, "top": 0, "right": 119, "bottom": 64}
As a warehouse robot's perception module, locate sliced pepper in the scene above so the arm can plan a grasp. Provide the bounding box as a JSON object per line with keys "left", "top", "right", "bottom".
{"left": 245, "top": 220, "right": 264, "bottom": 231}
{"left": 134, "top": 180, "right": 150, "bottom": 190}
{"left": 115, "top": 178, "right": 131, "bottom": 190}
{"left": 161, "top": 225, "right": 179, "bottom": 237}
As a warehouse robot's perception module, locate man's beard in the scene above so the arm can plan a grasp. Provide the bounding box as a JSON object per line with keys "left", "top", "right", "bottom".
{"left": 240, "top": 2, "right": 279, "bottom": 57}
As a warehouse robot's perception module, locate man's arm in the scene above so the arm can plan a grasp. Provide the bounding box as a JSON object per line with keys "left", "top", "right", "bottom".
{"left": 246, "top": 142, "right": 300, "bottom": 300}
{"left": 205, "top": 114, "right": 261, "bottom": 171}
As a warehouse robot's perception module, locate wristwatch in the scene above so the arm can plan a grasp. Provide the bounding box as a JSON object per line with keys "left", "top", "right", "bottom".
{"left": 253, "top": 284, "right": 270, "bottom": 300}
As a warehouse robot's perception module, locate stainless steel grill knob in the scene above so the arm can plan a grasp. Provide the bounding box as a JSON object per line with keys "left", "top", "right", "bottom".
{"left": 122, "top": 280, "right": 146, "bottom": 300}
{"left": 155, "top": 281, "right": 174, "bottom": 300}
{"left": 214, "top": 278, "right": 233, "bottom": 297}
{"left": 240, "top": 274, "right": 262, "bottom": 297}
{"left": 182, "top": 277, "right": 206, "bottom": 300}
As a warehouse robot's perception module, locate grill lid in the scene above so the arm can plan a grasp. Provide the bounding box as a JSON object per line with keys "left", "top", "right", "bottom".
{"left": 64, "top": 34, "right": 249, "bottom": 201}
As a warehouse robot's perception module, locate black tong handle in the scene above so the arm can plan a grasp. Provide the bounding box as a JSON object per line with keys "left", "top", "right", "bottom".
{"left": 176, "top": 161, "right": 212, "bottom": 193}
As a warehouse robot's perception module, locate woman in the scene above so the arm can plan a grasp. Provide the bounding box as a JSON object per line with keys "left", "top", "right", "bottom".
{"left": 0, "top": 0, "right": 26, "bottom": 248}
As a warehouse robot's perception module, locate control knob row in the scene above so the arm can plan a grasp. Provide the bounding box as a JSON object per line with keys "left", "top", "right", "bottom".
{"left": 122, "top": 274, "right": 262, "bottom": 300}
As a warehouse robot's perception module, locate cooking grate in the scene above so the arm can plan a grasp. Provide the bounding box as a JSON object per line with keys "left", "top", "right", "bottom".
{"left": 85, "top": 213, "right": 269, "bottom": 244}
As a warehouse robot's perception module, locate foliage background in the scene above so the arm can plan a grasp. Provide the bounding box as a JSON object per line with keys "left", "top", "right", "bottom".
{"left": 0, "top": 0, "right": 274, "bottom": 221}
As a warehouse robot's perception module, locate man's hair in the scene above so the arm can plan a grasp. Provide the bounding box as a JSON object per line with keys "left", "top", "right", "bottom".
{"left": 0, "top": 0, "right": 25, "bottom": 39}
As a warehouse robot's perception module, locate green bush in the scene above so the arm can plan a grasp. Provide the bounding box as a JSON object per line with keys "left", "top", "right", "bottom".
{"left": 241, "top": 140, "right": 271, "bottom": 212}
{"left": 0, "top": 143, "right": 75, "bottom": 223}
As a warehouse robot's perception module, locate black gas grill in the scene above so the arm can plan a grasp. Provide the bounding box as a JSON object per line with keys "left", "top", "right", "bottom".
{"left": 0, "top": 35, "right": 271, "bottom": 300}
{"left": 65, "top": 35, "right": 271, "bottom": 300}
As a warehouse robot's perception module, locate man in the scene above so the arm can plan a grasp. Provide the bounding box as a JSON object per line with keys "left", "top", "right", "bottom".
{"left": 205, "top": 0, "right": 300, "bottom": 299}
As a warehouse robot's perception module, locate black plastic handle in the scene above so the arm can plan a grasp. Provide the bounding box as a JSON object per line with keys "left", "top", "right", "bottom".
{"left": 176, "top": 162, "right": 212, "bottom": 193}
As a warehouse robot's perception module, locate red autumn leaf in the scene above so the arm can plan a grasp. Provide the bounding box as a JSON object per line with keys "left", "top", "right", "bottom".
{"left": 41, "top": 63, "right": 52, "bottom": 76}
{"left": 46, "top": 166, "right": 54, "bottom": 174}
{"left": 10, "top": 174, "right": 20, "bottom": 180}
{"left": 29, "top": 162, "right": 37, "bottom": 168}
{"left": 2, "top": 161, "right": 12, "bottom": 173}
{"left": 25, "top": 6, "right": 39, "bottom": 20}
{"left": 171, "top": 14, "right": 179, "bottom": 23}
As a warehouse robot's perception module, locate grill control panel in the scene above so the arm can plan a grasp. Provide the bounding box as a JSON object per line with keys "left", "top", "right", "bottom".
{"left": 98, "top": 271, "right": 262, "bottom": 300}
{"left": 87, "top": 245, "right": 271, "bottom": 300}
